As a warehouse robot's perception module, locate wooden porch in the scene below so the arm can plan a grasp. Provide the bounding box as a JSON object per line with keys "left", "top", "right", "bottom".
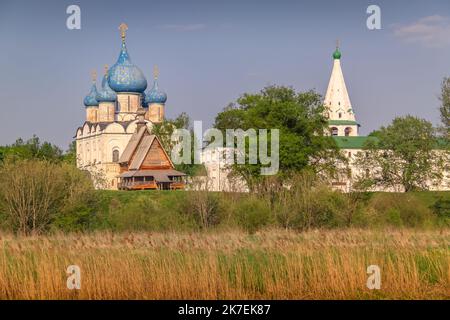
{"left": 118, "top": 169, "right": 186, "bottom": 191}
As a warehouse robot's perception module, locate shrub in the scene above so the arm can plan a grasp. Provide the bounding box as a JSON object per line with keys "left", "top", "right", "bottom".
{"left": 0, "top": 159, "right": 96, "bottom": 235}
{"left": 274, "top": 171, "right": 350, "bottom": 230}
{"left": 105, "top": 195, "right": 196, "bottom": 232}
{"left": 367, "top": 193, "right": 436, "bottom": 227}
{"left": 180, "top": 191, "right": 223, "bottom": 229}
{"left": 432, "top": 198, "right": 450, "bottom": 219}
{"left": 235, "top": 197, "right": 272, "bottom": 233}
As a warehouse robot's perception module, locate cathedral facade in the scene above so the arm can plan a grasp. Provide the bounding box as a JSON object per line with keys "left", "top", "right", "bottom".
{"left": 75, "top": 24, "right": 168, "bottom": 189}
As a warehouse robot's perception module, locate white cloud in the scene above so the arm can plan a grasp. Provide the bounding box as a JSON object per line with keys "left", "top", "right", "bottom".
{"left": 392, "top": 15, "right": 450, "bottom": 48}
{"left": 156, "top": 23, "right": 206, "bottom": 32}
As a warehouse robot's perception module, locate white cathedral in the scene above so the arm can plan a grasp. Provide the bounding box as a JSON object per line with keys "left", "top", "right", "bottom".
{"left": 75, "top": 25, "right": 449, "bottom": 192}
{"left": 75, "top": 23, "right": 168, "bottom": 189}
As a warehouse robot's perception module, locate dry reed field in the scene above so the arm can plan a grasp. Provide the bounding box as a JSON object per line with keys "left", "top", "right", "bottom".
{"left": 0, "top": 229, "right": 448, "bottom": 300}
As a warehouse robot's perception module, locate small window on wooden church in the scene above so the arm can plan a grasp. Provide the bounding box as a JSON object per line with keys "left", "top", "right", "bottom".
{"left": 112, "top": 149, "right": 119, "bottom": 163}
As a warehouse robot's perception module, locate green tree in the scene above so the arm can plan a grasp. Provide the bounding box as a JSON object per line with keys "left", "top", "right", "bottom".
{"left": 0, "top": 135, "right": 63, "bottom": 163}
{"left": 62, "top": 141, "right": 77, "bottom": 165}
{"left": 151, "top": 113, "right": 205, "bottom": 176}
{"left": 354, "top": 116, "right": 448, "bottom": 192}
{"left": 214, "top": 86, "right": 344, "bottom": 189}
{"left": 439, "top": 77, "right": 450, "bottom": 137}
{"left": 0, "top": 146, "right": 5, "bottom": 163}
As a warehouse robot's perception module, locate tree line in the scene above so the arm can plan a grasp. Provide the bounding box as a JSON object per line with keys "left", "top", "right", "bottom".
{"left": 0, "top": 78, "right": 448, "bottom": 235}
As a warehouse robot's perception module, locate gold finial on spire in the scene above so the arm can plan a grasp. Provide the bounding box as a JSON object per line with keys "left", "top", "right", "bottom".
{"left": 119, "top": 23, "right": 128, "bottom": 43}
{"left": 153, "top": 65, "right": 159, "bottom": 79}
{"left": 91, "top": 69, "right": 97, "bottom": 83}
{"left": 104, "top": 64, "right": 109, "bottom": 75}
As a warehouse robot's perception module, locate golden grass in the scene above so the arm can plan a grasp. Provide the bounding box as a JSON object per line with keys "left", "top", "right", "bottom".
{"left": 0, "top": 229, "right": 448, "bottom": 299}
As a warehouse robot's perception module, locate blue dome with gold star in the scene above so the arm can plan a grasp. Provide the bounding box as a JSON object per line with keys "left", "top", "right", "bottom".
{"left": 83, "top": 84, "right": 99, "bottom": 107}
{"left": 108, "top": 24, "right": 147, "bottom": 93}
{"left": 145, "top": 78, "right": 167, "bottom": 104}
{"left": 97, "top": 68, "right": 117, "bottom": 102}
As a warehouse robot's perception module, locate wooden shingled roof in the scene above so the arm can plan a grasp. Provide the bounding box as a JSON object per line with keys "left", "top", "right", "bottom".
{"left": 129, "top": 135, "right": 157, "bottom": 170}
{"left": 119, "top": 126, "right": 147, "bottom": 164}
{"left": 119, "top": 124, "right": 175, "bottom": 170}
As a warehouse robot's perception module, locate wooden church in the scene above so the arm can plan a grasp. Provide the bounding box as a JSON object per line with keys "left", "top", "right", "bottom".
{"left": 118, "top": 109, "right": 186, "bottom": 190}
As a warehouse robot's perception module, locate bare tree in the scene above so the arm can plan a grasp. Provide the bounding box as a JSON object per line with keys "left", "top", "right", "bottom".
{"left": 183, "top": 176, "right": 221, "bottom": 229}
{"left": 0, "top": 159, "right": 94, "bottom": 235}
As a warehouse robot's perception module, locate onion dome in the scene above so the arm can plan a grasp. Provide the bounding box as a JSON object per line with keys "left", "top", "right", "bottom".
{"left": 83, "top": 70, "right": 99, "bottom": 107}
{"left": 333, "top": 41, "right": 341, "bottom": 60}
{"left": 141, "top": 91, "right": 147, "bottom": 107}
{"left": 108, "top": 23, "right": 147, "bottom": 93}
{"left": 333, "top": 48, "right": 341, "bottom": 60}
{"left": 144, "top": 65, "right": 167, "bottom": 104}
{"left": 96, "top": 65, "right": 117, "bottom": 102}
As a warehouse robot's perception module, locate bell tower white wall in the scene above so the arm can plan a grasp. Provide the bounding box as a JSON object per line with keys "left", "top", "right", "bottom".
{"left": 324, "top": 46, "right": 359, "bottom": 137}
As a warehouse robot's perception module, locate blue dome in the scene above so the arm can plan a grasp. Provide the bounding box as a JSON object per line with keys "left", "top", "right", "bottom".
{"left": 145, "top": 79, "right": 167, "bottom": 104}
{"left": 96, "top": 73, "right": 117, "bottom": 102}
{"left": 83, "top": 84, "right": 99, "bottom": 107}
{"left": 108, "top": 42, "right": 147, "bottom": 93}
{"left": 141, "top": 92, "right": 147, "bottom": 107}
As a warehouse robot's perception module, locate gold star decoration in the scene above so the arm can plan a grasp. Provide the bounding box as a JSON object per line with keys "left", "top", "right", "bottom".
{"left": 119, "top": 23, "right": 128, "bottom": 42}
{"left": 153, "top": 65, "right": 159, "bottom": 79}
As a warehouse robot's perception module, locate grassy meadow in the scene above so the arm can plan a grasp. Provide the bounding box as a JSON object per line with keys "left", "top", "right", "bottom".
{"left": 0, "top": 229, "right": 448, "bottom": 300}
{"left": 0, "top": 185, "right": 448, "bottom": 300}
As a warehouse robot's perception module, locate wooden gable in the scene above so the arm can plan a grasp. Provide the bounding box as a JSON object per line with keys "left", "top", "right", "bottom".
{"left": 120, "top": 125, "right": 174, "bottom": 172}
{"left": 139, "top": 137, "right": 173, "bottom": 170}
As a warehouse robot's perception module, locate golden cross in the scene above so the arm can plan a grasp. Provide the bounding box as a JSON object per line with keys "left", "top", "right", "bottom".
{"left": 153, "top": 65, "right": 159, "bottom": 79}
{"left": 336, "top": 39, "right": 340, "bottom": 49}
{"left": 119, "top": 23, "right": 128, "bottom": 42}
{"left": 104, "top": 64, "right": 109, "bottom": 75}
{"left": 91, "top": 69, "right": 97, "bottom": 82}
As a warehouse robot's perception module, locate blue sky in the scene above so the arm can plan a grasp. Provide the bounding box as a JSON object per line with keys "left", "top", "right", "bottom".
{"left": 0, "top": 0, "right": 449, "bottom": 148}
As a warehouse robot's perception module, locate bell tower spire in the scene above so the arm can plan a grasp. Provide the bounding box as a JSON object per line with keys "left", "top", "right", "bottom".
{"left": 324, "top": 43, "right": 358, "bottom": 137}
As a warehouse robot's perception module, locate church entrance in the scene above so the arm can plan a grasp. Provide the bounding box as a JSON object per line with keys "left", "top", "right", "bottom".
{"left": 158, "top": 182, "right": 171, "bottom": 190}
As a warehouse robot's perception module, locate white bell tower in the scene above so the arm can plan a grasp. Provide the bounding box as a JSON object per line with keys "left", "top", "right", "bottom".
{"left": 324, "top": 42, "right": 359, "bottom": 137}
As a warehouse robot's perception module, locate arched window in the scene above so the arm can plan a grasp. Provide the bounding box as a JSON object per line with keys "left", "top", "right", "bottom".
{"left": 344, "top": 127, "right": 352, "bottom": 136}
{"left": 338, "top": 112, "right": 342, "bottom": 118}
{"left": 331, "top": 127, "right": 338, "bottom": 136}
{"left": 112, "top": 149, "right": 120, "bottom": 163}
